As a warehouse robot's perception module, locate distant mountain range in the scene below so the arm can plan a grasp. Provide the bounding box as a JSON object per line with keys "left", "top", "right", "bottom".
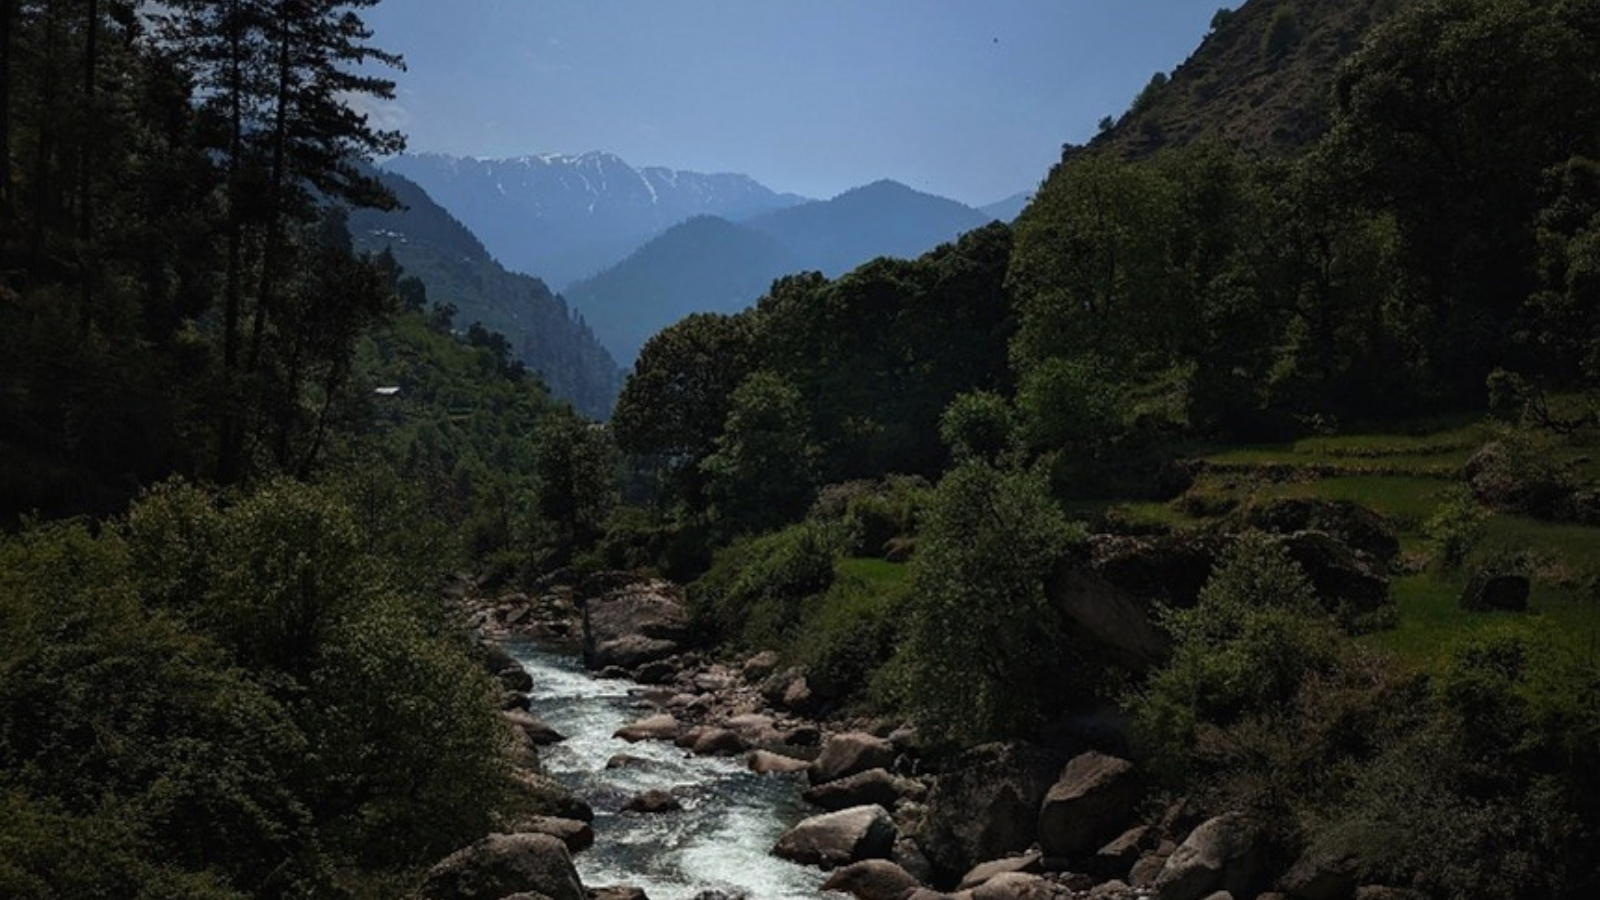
{"left": 348, "top": 170, "right": 623, "bottom": 418}
{"left": 382, "top": 152, "right": 808, "bottom": 288}
{"left": 564, "top": 179, "right": 997, "bottom": 362}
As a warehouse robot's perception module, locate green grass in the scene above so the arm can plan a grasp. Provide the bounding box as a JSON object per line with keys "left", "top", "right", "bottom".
{"left": 1367, "top": 573, "right": 1600, "bottom": 667}
{"left": 1256, "top": 475, "right": 1451, "bottom": 525}
{"left": 836, "top": 557, "right": 910, "bottom": 590}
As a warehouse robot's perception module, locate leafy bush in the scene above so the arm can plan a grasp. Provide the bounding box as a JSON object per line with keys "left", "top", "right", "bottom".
{"left": 839, "top": 476, "right": 931, "bottom": 557}
{"left": 901, "top": 462, "right": 1085, "bottom": 745}
{"left": 1424, "top": 484, "right": 1490, "bottom": 570}
{"left": 690, "top": 521, "right": 843, "bottom": 649}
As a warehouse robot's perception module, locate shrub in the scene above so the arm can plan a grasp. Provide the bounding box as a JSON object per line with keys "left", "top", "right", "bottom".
{"left": 689, "top": 521, "right": 843, "bottom": 649}
{"left": 1424, "top": 484, "right": 1489, "bottom": 570}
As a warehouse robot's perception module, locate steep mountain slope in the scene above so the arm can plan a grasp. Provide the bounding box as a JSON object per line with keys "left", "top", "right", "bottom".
{"left": 745, "top": 180, "right": 993, "bottom": 277}
{"left": 565, "top": 180, "right": 994, "bottom": 363}
{"left": 349, "top": 171, "right": 623, "bottom": 418}
{"left": 382, "top": 152, "right": 808, "bottom": 287}
{"left": 1098, "top": 0, "right": 1402, "bottom": 159}
{"left": 563, "top": 216, "right": 799, "bottom": 364}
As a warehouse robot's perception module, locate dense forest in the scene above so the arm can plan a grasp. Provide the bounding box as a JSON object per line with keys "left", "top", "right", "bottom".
{"left": 4, "top": 0, "right": 1600, "bottom": 898}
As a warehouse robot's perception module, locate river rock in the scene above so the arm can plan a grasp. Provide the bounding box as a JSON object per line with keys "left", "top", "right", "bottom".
{"left": 502, "top": 691, "right": 533, "bottom": 711}
{"left": 725, "top": 713, "right": 781, "bottom": 743}
{"left": 503, "top": 816, "right": 594, "bottom": 853}
{"left": 623, "top": 789, "right": 682, "bottom": 814}
{"left": 917, "top": 742, "right": 1070, "bottom": 882}
{"left": 498, "top": 665, "right": 536, "bottom": 693}
{"left": 1154, "top": 814, "right": 1266, "bottom": 900}
{"left": 773, "top": 804, "right": 898, "bottom": 870}
{"left": 581, "top": 577, "right": 691, "bottom": 670}
{"left": 1036, "top": 752, "right": 1140, "bottom": 859}
{"left": 421, "top": 832, "right": 585, "bottom": 900}
{"left": 805, "top": 767, "right": 921, "bottom": 812}
{"left": 633, "top": 659, "right": 679, "bottom": 685}
{"left": 1278, "top": 845, "right": 1360, "bottom": 900}
{"left": 743, "top": 650, "right": 782, "bottom": 681}
{"left": 894, "top": 836, "right": 936, "bottom": 885}
{"left": 1459, "top": 572, "right": 1530, "bottom": 612}
{"left": 810, "top": 732, "right": 897, "bottom": 786}
{"left": 504, "top": 710, "right": 567, "bottom": 746}
{"left": 971, "top": 873, "right": 1069, "bottom": 900}
{"left": 615, "top": 713, "right": 682, "bottom": 743}
{"left": 820, "top": 859, "right": 921, "bottom": 900}
{"left": 515, "top": 771, "right": 595, "bottom": 823}
{"left": 958, "top": 852, "right": 1043, "bottom": 890}
{"left": 692, "top": 728, "right": 751, "bottom": 756}
{"left": 749, "top": 749, "right": 811, "bottom": 775}
{"left": 589, "top": 888, "right": 650, "bottom": 900}
{"left": 1094, "top": 825, "right": 1158, "bottom": 878}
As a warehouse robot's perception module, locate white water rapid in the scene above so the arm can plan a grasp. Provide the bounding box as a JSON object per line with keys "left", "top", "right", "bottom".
{"left": 507, "top": 641, "right": 828, "bottom": 900}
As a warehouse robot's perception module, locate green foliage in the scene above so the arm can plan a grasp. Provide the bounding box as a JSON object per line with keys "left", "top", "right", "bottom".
{"left": 0, "top": 480, "right": 513, "bottom": 898}
{"left": 901, "top": 462, "right": 1084, "bottom": 745}
{"left": 1424, "top": 484, "right": 1490, "bottom": 570}
{"left": 531, "top": 408, "right": 619, "bottom": 565}
{"left": 939, "top": 390, "right": 1016, "bottom": 464}
{"left": 836, "top": 476, "right": 931, "bottom": 558}
{"left": 690, "top": 521, "right": 843, "bottom": 650}
{"left": 1261, "top": 5, "right": 1303, "bottom": 59}
{"left": 1134, "top": 533, "right": 1349, "bottom": 776}
{"left": 701, "top": 371, "right": 817, "bottom": 536}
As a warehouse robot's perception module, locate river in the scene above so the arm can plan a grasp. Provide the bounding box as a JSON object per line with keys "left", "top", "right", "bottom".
{"left": 506, "top": 641, "right": 828, "bottom": 900}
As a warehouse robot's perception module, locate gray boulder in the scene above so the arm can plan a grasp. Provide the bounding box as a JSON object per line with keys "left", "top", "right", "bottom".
{"left": 773, "top": 804, "right": 898, "bottom": 870}
{"left": 748, "top": 750, "right": 811, "bottom": 775}
{"left": 582, "top": 578, "right": 691, "bottom": 669}
{"left": 614, "top": 713, "right": 682, "bottom": 743}
{"left": 1154, "top": 814, "right": 1266, "bottom": 900}
{"left": 1036, "top": 752, "right": 1140, "bottom": 859}
{"left": 957, "top": 851, "right": 1043, "bottom": 890}
{"left": 421, "top": 832, "right": 585, "bottom": 900}
{"left": 971, "top": 873, "right": 1070, "bottom": 900}
{"left": 916, "top": 742, "right": 1070, "bottom": 882}
{"left": 503, "top": 709, "right": 566, "bottom": 746}
{"left": 805, "top": 768, "right": 922, "bottom": 812}
{"left": 820, "top": 859, "right": 922, "bottom": 900}
{"left": 622, "top": 789, "right": 682, "bottom": 814}
{"left": 515, "top": 771, "right": 594, "bottom": 823}
{"left": 810, "top": 732, "right": 898, "bottom": 786}
{"left": 503, "top": 816, "right": 594, "bottom": 853}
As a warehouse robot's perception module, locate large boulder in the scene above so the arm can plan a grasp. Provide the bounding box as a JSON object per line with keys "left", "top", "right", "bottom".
{"left": 421, "top": 833, "right": 585, "bottom": 900}
{"left": 773, "top": 805, "right": 898, "bottom": 870}
{"left": 1047, "top": 534, "right": 1225, "bottom": 670}
{"left": 581, "top": 577, "right": 692, "bottom": 670}
{"left": 1036, "top": 752, "right": 1141, "bottom": 859}
{"left": 916, "top": 742, "right": 1071, "bottom": 883}
{"left": 749, "top": 750, "right": 811, "bottom": 775}
{"left": 614, "top": 713, "right": 683, "bottom": 743}
{"left": 821, "top": 859, "right": 922, "bottom": 900}
{"left": 1278, "top": 845, "right": 1359, "bottom": 900}
{"left": 1236, "top": 499, "right": 1400, "bottom": 565}
{"left": 971, "top": 873, "right": 1071, "bottom": 900}
{"left": 957, "top": 852, "right": 1043, "bottom": 890}
{"left": 810, "top": 732, "right": 898, "bottom": 786}
{"left": 515, "top": 771, "right": 594, "bottom": 823}
{"left": 1154, "top": 814, "right": 1267, "bottom": 900}
{"left": 622, "top": 789, "right": 682, "bottom": 814}
{"left": 503, "top": 710, "right": 566, "bottom": 746}
{"left": 504, "top": 816, "right": 594, "bottom": 853}
{"left": 1277, "top": 531, "right": 1390, "bottom": 619}
{"left": 1459, "top": 572, "right": 1530, "bottom": 612}
{"left": 805, "top": 768, "right": 922, "bottom": 812}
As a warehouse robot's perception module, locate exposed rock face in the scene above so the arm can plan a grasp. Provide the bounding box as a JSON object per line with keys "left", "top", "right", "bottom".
{"left": 1154, "top": 814, "right": 1266, "bottom": 900}
{"left": 1036, "top": 752, "right": 1141, "bottom": 859}
{"left": 1460, "top": 572, "right": 1530, "bottom": 612}
{"left": 810, "top": 732, "right": 898, "bottom": 786}
{"left": 421, "top": 832, "right": 585, "bottom": 900}
{"left": 804, "top": 768, "right": 922, "bottom": 812}
{"left": 1047, "top": 535, "right": 1224, "bottom": 669}
{"left": 581, "top": 576, "right": 692, "bottom": 670}
{"left": 1277, "top": 531, "right": 1389, "bottom": 617}
{"left": 773, "top": 805, "right": 898, "bottom": 870}
{"left": 820, "top": 859, "right": 922, "bottom": 900}
{"left": 917, "top": 742, "right": 1071, "bottom": 882}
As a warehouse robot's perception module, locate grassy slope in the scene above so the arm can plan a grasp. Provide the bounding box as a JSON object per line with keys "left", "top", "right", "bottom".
{"left": 1107, "top": 415, "right": 1600, "bottom": 670}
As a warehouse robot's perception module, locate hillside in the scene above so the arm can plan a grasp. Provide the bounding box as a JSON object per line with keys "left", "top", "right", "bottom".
{"left": 567, "top": 180, "right": 995, "bottom": 363}
{"left": 563, "top": 216, "right": 800, "bottom": 364}
{"left": 1098, "top": 0, "right": 1402, "bottom": 158}
{"left": 382, "top": 152, "right": 809, "bottom": 288}
{"left": 349, "top": 171, "right": 623, "bottom": 418}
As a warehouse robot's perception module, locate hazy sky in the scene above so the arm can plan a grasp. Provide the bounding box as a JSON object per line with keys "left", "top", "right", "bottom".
{"left": 361, "top": 1, "right": 1222, "bottom": 207}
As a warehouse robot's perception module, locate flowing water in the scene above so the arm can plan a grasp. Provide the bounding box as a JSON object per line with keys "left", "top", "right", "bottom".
{"left": 506, "top": 641, "right": 828, "bottom": 900}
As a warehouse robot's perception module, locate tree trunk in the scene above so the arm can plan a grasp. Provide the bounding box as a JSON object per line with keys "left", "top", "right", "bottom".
{"left": 0, "top": 0, "right": 14, "bottom": 219}
{"left": 217, "top": 2, "right": 247, "bottom": 483}
{"left": 77, "top": 0, "right": 97, "bottom": 333}
{"left": 247, "top": 0, "right": 292, "bottom": 375}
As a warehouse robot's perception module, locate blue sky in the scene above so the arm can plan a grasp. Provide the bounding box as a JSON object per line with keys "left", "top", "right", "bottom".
{"left": 361, "top": 1, "right": 1223, "bottom": 206}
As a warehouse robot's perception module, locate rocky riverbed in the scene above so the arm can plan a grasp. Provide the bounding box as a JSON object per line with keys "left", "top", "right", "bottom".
{"left": 419, "top": 568, "right": 1402, "bottom": 900}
